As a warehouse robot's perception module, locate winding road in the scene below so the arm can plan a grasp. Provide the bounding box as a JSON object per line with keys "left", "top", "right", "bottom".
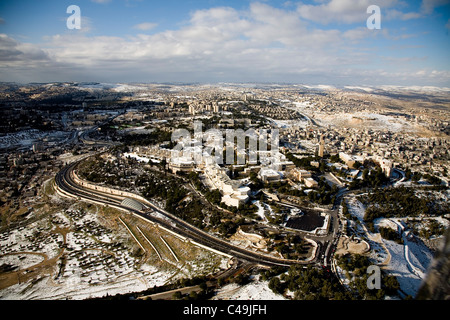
{"left": 54, "top": 160, "right": 324, "bottom": 268}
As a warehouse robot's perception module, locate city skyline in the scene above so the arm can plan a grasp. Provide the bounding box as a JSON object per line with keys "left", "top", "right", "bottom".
{"left": 0, "top": 0, "right": 450, "bottom": 86}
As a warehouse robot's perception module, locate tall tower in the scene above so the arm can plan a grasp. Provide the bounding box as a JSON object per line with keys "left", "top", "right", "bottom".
{"left": 318, "top": 135, "right": 325, "bottom": 158}
{"left": 213, "top": 103, "right": 220, "bottom": 113}
{"left": 189, "top": 104, "right": 196, "bottom": 115}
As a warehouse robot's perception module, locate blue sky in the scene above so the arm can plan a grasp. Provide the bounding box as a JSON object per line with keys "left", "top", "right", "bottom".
{"left": 0, "top": 0, "right": 449, "bottom": 86}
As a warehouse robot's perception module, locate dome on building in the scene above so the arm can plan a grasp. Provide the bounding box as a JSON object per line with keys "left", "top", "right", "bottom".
{"left": 121, "top": 198, "right": 144, "bottom": 211}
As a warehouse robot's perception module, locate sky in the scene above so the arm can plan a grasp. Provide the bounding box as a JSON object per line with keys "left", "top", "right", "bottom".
{"left": 0, "top": 0, "right": 449, "bottom": 86}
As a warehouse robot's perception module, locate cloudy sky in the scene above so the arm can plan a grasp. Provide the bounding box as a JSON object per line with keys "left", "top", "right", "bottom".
{"left": 0, "top": 0, "right": 449, "bottom": 86}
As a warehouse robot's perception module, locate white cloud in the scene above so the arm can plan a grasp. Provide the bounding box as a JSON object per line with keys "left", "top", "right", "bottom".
{"left": 297, "top": 0, "right": 401, "bottom": 24}
{"left": 78, "top": 16, "right": 94, "bottom": 33}
{"left": 420, "top": 0, "right": 450, "bottom": 14}
{"left": 0, "top": 3, "right": 448, "bottom": 86}
{"left": 385, "top": 9, "right": 421, "bottom": 20}
{"left": 91, "top": 0, "right": 112, "bottom": 4}
{"left": 0, "top": 34, "right": 49, "bottom": 65}
{"left": 343, "top": 27, "right": 374, "bottom": 41}
{"left": 133, "top": 22, "right": 157, "bottom": 31}
{"left": 28, "top": 4, "right": 358, "bottom": 82}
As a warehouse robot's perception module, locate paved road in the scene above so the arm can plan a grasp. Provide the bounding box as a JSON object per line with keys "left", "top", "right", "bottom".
{"left": 137, "top": 284, "right": 202, "bottom": 300}
{"left": 55, "top": 160, "right": 319, "bottom": 268}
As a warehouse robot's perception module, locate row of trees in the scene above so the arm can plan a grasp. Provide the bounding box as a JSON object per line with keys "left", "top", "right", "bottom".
{"left": 266, "top": 265, "right": 353, "bottom": 300}
{"left": 120, "top": 128, "right": 173, "bottom": 146}
{"left": 379, "top": 227, "right": 403, "bottom": 244}
{"left": 336, "top": 253, "right": 372, "bottom": 275}
{"left": 362, "top": 186, "right": 432, "bottom": 223}
{"left": 410, "top": 219, "right": 447, "bottom": 239}
{"left": 285, "top": 152, "right": 321, "bottom": 172}
{"left": 263, "top": 256, "right": 401, "bottom": 300}
{"left": 349, "top": 167, "right": 389, "bottom": 190}
{"left": 405, "top": 168, "right": 442, "bottom": 185}
{"left": 336, "top": 253, "right": 401, "bottom": 299}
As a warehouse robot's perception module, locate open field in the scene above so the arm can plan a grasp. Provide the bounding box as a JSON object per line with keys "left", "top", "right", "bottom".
{"left": 0, "top": 179, "right": 227, "bottom": 300}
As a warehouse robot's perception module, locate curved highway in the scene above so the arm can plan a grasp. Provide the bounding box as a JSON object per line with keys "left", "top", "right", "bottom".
{"left": 55, "top": 160, "right": 318, "bottom": 267}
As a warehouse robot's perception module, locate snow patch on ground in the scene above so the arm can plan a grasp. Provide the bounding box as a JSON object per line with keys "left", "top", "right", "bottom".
{"left": 212, "top": 276, "right": 286, "bottom": 300}
{"left": 252, "top": 200, "right": 267, "bottom": 222}
{"left": 1, "top": 267, "right": 172, "bottom": 300}
{"left": 381, "top": 239, "right": 423, "bottom": 297}
{"left": 0, "top": 203, "right": 191, "bottom": 300}
{"left": 343, "top": 195, "right": 436, "bottom": 298}
{"left": 346, "top": 197, "right": 366, "bottom": 222}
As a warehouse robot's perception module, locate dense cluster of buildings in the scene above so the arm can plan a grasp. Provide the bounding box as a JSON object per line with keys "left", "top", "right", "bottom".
{"left": 281, "top": 124, "right": 449, "bottom": 177}
{"left": 125, "top": 135, "right": 298, "bottom": 208}
{"left": 1, "top": 82, "right": 449, "bottom": 211}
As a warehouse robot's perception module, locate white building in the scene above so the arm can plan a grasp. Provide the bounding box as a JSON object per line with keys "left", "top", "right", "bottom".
{"left": 339, "top": 152, "right": 363, "bottom": 168}
{"left": 291, "top": 168, "right": 312, "bottom": 182}
{"left": 204, "top": 161, "right": 250, "bottom": 208}
{"left": 169, "top": 156, "right": 195, "bottom": 174}
{"left": 221, "top": 185, "right": 250, "bottom": 208}
{"left": 376, "top": 157, "right": 393, "bottom": 177}
{"left": 304, "top": 177, "right": 318, "bottom": 188}
{"left": 258, "top": 168, "right": 281, "bottom": 183}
